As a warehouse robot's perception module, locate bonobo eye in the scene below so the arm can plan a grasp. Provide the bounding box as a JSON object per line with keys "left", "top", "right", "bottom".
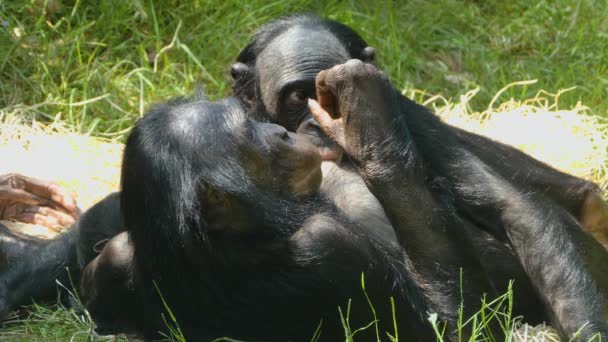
{"left": 285, "top": 90, "right": 308, "bottom": 108}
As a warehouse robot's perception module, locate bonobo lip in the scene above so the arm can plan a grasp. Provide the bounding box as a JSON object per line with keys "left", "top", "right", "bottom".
{"left": 299, "top": 133, "right": 342, "bottom": 161}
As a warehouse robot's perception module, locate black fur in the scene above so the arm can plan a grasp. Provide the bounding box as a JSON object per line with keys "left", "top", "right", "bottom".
{"left": 95, "top": 97, "right": 432, "bottom": 340}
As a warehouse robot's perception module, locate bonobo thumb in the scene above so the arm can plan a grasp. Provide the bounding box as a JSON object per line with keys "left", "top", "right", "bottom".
{"left": 308, "top": 98, "right": 345, "bottom": 147}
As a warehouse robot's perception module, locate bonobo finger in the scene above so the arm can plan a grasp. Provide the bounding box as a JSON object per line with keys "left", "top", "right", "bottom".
{"left": 308, "top": 98, "right": 333, "bottom": 133}
{"left": 17, "top": 205, "right": 75, "bottom": 228}
{"left": 16, "top": 212, "right": 60, "bottom": 228}
{"left": 0, "top": 188, "right": 50, "bottom": 206}
{"left": 308, "top": 99, "right": 346, "bottom": 147}
{"left": 45, "top": 206, "right": 77, "bottom": 227}
{"left": 315, "top": 70, "right": 340, "bottom": 119}
{"left": 21, "top": 176, "right": 77, "bottom": 213}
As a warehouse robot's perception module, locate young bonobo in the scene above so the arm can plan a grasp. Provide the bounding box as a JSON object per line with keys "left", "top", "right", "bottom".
{"left": 309, "top": 59, "right": 608, "bottom": 340}
{"left": 80, "top": 97, "right": 432, "bottom": 341}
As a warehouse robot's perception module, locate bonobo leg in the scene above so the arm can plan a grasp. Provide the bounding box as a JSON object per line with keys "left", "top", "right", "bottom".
{"left": 0, "top": 192, "right": 123, "bottom": 317}
{"left": 309, "top": 60, "right": 498, "bottom": 338}
{"left": 451, "top": 126, "right": 608, "bottom": 248}
{"left": 310, "top": 59, "right": 608, "bottom": 340}
{"left": 80, "top": 232, "right": 142, "bottom": 335}
{"left": 441, "top": 151, "right": 608, "bottom": 339}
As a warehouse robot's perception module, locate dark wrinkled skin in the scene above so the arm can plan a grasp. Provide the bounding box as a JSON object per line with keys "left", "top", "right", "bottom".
{"left": 309, "top": 59, "right": 608, "bottom": 340}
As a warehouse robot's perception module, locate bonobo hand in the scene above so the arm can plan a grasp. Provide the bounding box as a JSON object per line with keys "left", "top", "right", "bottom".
{"left": 0, "top": 173, "right": 78, "bottom": 228}
{"left": 308, "top": 59, "right": 402, "bottom": 164}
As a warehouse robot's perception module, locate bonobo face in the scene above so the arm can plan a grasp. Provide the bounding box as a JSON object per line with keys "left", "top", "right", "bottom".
{"left": 123, "top": 97, "right": 323, "bottom": 235}
{"left": 187, "top": 98, "right": 323, "bottom": 197}
{"left": 255, "top": 26, "right": 350, "bottom": 132}
{"left": 243, "top": 117, "right": 323, "bottom": 196}
{"left": 233, "top": 18, "right": 375, "bottom": 162}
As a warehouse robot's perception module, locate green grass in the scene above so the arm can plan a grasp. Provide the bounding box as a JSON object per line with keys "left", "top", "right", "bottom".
{"left": 0, "top": 279, "right": 587, "bottom": 342}
{"left": 1, "top": 0, "right": 607, "bottom": 140}
{"left": 1, "top": 0, "right": 607, "bottom": 340}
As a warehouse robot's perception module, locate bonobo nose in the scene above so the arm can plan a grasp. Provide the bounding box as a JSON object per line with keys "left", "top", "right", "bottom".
{"left": 296, "top": 117, "right": 322, "bottom": 137}
{"left": 266, "top": 124, "right": 291, "bottom": 143}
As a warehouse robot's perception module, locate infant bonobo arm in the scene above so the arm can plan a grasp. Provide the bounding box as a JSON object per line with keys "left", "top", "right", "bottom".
{"left": 309, "top": 60, "right": 496, "bottom": 332}
{"left": 80, "top": 232, "right": 142, "bottom": 335}
{"left": 310, "top": 60, "right": 608, "bottom": 339}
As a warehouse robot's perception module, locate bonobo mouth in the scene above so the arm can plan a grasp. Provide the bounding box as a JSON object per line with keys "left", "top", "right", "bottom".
{"left": 299, "top": 133, "right": 343, "bottom": 162}
{"left": 296, "top": 116, "right": 344, "bottom": 163}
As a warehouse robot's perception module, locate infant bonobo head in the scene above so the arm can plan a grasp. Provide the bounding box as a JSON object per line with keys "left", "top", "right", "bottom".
{"left": 231, "top": 14, "right": 376, "bottom": 162}
{"left": 121, "top": 97, "right": 322, "bottom": 236}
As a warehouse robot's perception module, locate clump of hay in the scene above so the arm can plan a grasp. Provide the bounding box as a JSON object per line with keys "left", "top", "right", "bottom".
{"left": 0, "top": 112, "right": 123, "bottom": 238}
{"left": 510, "top": 321, "right": 560, "bottom": 342}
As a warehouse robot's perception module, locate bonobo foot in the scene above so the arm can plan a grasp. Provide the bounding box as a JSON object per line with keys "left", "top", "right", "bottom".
{"left": 309, "top": 59, "right": 405, "bottom": 165}
{"left": 580, "top": 191, "right": 608, "bottom": 249}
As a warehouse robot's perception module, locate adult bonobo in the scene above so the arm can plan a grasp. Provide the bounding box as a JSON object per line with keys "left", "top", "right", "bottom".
{"left": 308, "top": 59, "right": 608, "bottom": 339}
{"left": 230, "top": 13, "right": 608, "bottom": 249}
{"left": 79, "top": 96, "right": 431, "bottom": 340}
{"left": 228, "top": 13, "right": 608, "bottom": 339}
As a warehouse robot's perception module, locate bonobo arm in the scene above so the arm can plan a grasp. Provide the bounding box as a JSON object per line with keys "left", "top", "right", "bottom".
{"left": 309, "top": 60, "right": 497, "bottom": 335}
{"left": 310, "top": 59, "right": 608, "bottom": 340}
{"left": 0, "top": 192, "right": 123, "bottom": 317}
{"left": 0, "top": 228, "right": 78, "bottom": 317}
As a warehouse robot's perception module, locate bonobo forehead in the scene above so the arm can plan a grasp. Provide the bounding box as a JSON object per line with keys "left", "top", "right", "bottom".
{"left": 256, "top": 26, "right": 350, "bottom": 112}
{"left": 165, "top": 98, "right": 247, "bottom": 147}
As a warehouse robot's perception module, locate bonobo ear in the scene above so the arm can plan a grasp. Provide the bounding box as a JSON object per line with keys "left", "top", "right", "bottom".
{"left": 230, "top": 62, "right": 250, "bottom": 81}
{"left": 361, "top": 47, "right": 376, "bottom": 62}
